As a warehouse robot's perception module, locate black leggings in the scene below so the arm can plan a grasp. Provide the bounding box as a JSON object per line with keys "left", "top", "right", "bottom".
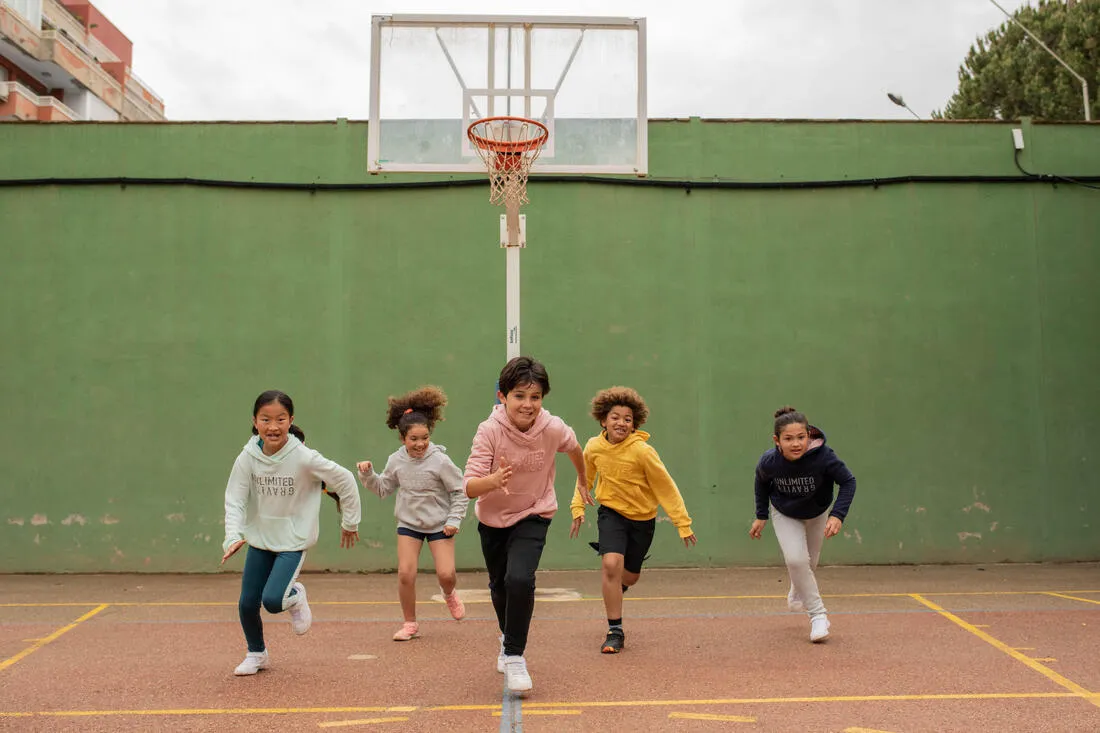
{"left": 478, "top": 515, "right": 551, "bottom": 656}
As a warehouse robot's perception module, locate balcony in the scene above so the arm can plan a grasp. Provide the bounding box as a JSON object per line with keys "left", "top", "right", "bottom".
{"left": 0, "top": 79, "right": 77, "bottom": 120}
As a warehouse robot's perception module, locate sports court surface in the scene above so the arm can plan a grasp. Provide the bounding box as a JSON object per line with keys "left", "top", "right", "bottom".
{"left": 2, "top": 563, "right": 1099, "bottom": 732}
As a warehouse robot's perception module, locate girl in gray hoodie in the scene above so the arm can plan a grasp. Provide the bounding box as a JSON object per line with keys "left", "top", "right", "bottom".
{"left": 356, "top": 386, "right": 469, "bottom": 641}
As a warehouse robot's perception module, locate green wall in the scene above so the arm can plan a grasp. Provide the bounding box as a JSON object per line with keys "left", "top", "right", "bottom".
{"left": 1, "top": 118, "right": 1098, "bottom": 572}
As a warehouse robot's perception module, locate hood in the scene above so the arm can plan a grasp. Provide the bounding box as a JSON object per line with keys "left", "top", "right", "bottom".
{"left": 398, "top": 442, "right": 446, "bottom": 461}
{"left": 601, "top": 429, "right": 650, "bottom": 449}
{"left": 489, "top": 403, "right": 555, "bottom": 444}
{"left": 244, "top": 433, "right": 305, "bottom": 465}
{"left": 807, "top": 425, "right": 826, "bottom": 452}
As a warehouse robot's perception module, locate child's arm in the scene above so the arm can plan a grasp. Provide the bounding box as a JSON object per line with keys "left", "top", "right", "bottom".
{"left": 357, "top": 459, "right": 400, "bottom": 499}
{"left": 439, "top": 455, "right": 469, "bottom": 534}
{"left": 641, "top": 445, "right": 696, "bottom": 546}
{"left": 222, "top": 454, "right": 250, "bottom": 563}
{"left": 569, "top": 447, "right": 598, "bottom": 539}
{"left": 824, "top": 453, "right": 856, "bottom": 538}
{"left": 463, "top": 427, "right": 512, "bottom": 498}
{"left": 309, "top": 451, "right": 362, "bottom": 548}
{"left": 750, "top": 464, "right": 771, "bottom": 539}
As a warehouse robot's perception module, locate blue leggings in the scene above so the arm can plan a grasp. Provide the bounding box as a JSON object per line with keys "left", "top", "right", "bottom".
{"left": 239, "top": 546, "right": 305, "bottom": 652}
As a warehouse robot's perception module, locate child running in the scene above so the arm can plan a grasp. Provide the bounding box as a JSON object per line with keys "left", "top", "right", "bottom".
{"left": 355, "top": 386, "right": 469, "bottom": 641}
{"left": 463, "top": 356, "right": 592, "bottom": 696}
{"left": 569, "top": 386, "right": 696, "bottom": 654}
{"left": 750, "top": 406, "right": 856, "bottom": 643}
{"left": 222, "top": 390, "right": 362, "bottom": 675}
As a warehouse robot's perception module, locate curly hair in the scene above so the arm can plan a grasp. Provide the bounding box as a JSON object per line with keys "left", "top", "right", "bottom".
{"left": 590, "top": 386, "right": 649, "bottom": 428}
{"left": 386, "top": 385, "right": 448, "bottom": 436}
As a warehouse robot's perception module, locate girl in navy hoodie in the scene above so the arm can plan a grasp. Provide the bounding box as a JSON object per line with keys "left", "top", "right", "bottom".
{"left": 750, "top": 406, "right": 856, "bottom": 643}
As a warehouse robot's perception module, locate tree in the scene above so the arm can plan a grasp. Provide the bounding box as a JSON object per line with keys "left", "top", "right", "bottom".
{"left": 935, "top": 0, "right": 1098, "bottom": 120}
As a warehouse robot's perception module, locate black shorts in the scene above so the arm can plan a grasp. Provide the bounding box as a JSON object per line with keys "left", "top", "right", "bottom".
{"left": 596, "top": 505, "right": 656, "bottom": 574}
{"left": 397, "top": 527, "right": 450, "bottom": 542}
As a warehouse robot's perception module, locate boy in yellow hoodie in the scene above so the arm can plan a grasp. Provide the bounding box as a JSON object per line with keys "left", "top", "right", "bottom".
{"left": 570, "top": 386, "right": 696, "bottom": 654}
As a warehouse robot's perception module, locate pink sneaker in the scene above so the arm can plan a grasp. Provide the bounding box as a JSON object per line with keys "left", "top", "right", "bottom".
{"left": 392, "top": 621, "right": 420, "bottom": 641}
{"left": 443, "top": 590, "right": 465, "bottom": 621}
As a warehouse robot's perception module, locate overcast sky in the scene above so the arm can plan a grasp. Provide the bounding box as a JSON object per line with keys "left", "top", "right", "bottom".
{"left": 90, "top": 0, "right": 1033, "bottom": 121}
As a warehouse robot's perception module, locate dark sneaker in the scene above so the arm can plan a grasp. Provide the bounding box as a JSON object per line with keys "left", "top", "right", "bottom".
{"left": 601, "top": 628, "right": 625, "bottom": 654}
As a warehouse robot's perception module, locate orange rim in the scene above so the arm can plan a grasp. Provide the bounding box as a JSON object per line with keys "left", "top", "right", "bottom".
{"left": 467, "top": 116, "right": 549, "bottom": 154}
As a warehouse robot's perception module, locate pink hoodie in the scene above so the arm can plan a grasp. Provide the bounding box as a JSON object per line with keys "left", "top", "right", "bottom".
{"left": 463, "top": 404, "right": 579, "bottom": 528}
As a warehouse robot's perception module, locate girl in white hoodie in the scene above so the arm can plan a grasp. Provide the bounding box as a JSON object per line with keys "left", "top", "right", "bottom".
{"left": 222, "top": 390, "right": 362, "bottom": 676}
{"left": 357, "top": 386, "right": 470, "bottom": 641}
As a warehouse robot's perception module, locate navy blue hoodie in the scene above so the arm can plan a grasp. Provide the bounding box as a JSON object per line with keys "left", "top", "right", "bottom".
{"left": 754, "top": 426, "right": 856, "bottom": 521}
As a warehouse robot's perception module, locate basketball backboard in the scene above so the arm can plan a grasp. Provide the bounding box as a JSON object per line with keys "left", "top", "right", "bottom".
{"left": 368, "top": 14, "right": 647, "bottom": 176}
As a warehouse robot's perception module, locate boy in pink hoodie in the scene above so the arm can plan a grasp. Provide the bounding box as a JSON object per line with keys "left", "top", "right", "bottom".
{"left": 464, "top": 356, "right": 592, "bottom": 696}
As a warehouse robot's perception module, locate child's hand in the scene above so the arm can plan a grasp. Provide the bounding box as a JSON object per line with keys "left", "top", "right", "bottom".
{"left": 824, "top": 516, "right": 842, "bottom": 538}
{"left": 356, "top": 460, "right": 372, "bottom": 474}
{"left": 341, "top": 529, "right": 359, "bottom": 549}
{"left": 569, "top": 516, "right": 584, "bottom": 539}
{"left": 575, "top": 478, "right": 595, "bottom": 506}
{"left": 221, "top": 539, "right": 246, "bottom": 565}
{"left": 749, "top": 519, "right": 767, "bottom": 539}
{"left": 443, "top": 525, "right": 458, "bottom": 537}
{"left": 490, "top": 455, "right": 514, "bottom": 493}
{"left": 682, "top": 533, "right": 697, "bottom": 548}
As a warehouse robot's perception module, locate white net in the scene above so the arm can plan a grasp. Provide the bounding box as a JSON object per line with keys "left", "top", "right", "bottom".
{"left": 467, "top": 118, "right": 549, "bottom": 207}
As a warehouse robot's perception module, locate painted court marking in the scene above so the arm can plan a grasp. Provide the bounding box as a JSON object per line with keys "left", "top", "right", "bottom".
{"left": 0, "top": 604, "right": 108, "bottom": 672}
{"left": 668, "top": 712, "right": 756, "bottom": 722}
{"left": 909, "top": 594, "right": 1100, "bottom": 710}
{"left": 1045, "top": 592, "right": 1100, "bottom": 606}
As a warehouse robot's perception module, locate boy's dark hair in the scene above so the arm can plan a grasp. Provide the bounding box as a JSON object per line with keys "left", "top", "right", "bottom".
{"left": 498, "top": 356, "right": 550, "bottom": 397}
{"left": 773, "top": 406, "right": 808, "bottom": 437}
{"left": 590, "top": 386, "right": 649, "bottom": 428}
{"left": 251, "top": 390, "right": 294, "bottom": 434}
{"left": 386, "top": 385, "right": 448, "bottom": 437}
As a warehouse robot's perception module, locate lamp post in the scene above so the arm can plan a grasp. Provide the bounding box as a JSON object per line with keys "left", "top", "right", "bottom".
{"left": 887, "top": 92, "right": 921, "bottom": 120}
{"left": 988, "top": 0, "right": 1091, "bottom": 121}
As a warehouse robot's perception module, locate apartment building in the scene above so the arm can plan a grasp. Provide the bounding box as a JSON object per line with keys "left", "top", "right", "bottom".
{"left": 0, "top": 0, "right": 165, "bottom": 121}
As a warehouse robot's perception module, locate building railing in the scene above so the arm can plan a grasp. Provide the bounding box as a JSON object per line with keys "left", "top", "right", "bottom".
{"left": 128, "top": 69, "right": 163, "bottom": 105}
{"left": 123, "top": 79, "right": 163, "bottom": 120}
{"left": 0, "top": 79, "right": 78, "bottom": 120}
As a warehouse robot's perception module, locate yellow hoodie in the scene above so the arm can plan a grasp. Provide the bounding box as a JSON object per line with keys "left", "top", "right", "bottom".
{"left": 570, "top": 430, "right": 693, "bottom": 538}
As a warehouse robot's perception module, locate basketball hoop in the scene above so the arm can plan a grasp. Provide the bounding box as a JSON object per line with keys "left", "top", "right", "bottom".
{"left": 467, "top": 116, "right": 549, "bottom": 207}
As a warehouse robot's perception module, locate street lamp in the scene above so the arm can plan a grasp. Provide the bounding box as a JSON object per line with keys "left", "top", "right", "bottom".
{"left": 887, "top": 92, "right": 921, "bottom": 120}
{"left": 988, "top": 0, "right": 1091, "bottom": 121}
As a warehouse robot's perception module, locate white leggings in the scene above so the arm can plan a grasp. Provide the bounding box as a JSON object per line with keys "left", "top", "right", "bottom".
{"left": 771, "top": 506, "right": 829, "bottom": 617}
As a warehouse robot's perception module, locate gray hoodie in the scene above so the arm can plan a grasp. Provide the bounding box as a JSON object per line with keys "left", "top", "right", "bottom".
{"left": 224, "top": 435, "right": 361, "bottom": 554}
{"left": 358, "top": 443, "right": 468, "bottom": 533}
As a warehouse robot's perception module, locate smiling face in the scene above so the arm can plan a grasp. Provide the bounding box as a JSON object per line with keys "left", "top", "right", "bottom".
{"left": 774, "top": 421, "right": 810, "bottom": 461}
{"left": 402, "top": 423, "right": 431, "bottom": 459}
{"left": 253, "top": 400, "right": 293, "bottom": 455}
{"left": 601, "top": 405, "right": 635, "bottom": 445}
{"left": 497, "top": 381, "right": 543, "bottom": 432}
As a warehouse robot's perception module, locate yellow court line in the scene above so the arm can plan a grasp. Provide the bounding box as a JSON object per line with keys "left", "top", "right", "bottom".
{"left": 4, "top": 693, "right": 1090, "bottom": 720}
{"left": 0, "top": 604, "right": 108, "bottom": 673}
{"left": 1044, "top": 592, "right": 1100, "bottom": 606}
{"left": 492, "top": 710, "right": 581, "bottom": 716}
{"left": 909, "top": 594, "right": 1100, "bottom": 710}
{"left": 4, "top": 589, "right": 1100, "bottom": 609}
{"left": 317, "top": 717, "right": 409, "bottom": 727}
{"left": 669, "top": 712, "right": 756, "bottom": 722}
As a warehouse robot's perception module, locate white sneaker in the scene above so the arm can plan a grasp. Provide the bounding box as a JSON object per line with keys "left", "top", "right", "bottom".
{"left": 810, "top": 615, "right": 830, "bottom": 643}
{"left": 496, "top": 635, "right": 506, "bottom": 673}
{"left": 503, "top": 655, "right": 533, "bottom": 695}
{"left": 787, "top": 587, "right": 805, "bottom": 613}
{"left": 234, "top": 650, "right": 269, "bottom": 675}
{"left": 288, "top": 582, "right": 312, "bottom": 635}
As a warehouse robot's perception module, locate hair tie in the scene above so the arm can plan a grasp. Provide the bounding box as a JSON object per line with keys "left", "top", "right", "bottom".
{"left": 403, "top": 408, "right": 413, "bottom": 414}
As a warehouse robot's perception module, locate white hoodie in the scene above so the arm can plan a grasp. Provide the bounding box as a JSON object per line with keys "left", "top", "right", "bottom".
{"left": 223, "top": 434, "right": 361, "bottom": 554}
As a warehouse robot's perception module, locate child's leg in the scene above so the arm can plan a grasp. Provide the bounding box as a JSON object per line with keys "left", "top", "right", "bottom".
{"left": 806, "top": 513, "right": 828, "bottom": 573}
{"left": 239, "top": 547, "right": 276, "bottom": 652}
{"left": 770, "top": 509, "right": 826, "bottom": 617}
{"left": 427, "top": 536, "right": 458, "bottom": 596}
{"left": 601, "top": 552, "right": 626, "bottom": 621}
{"left": 396, "top": 535, "right": 425, "bottom": 623}
{"left": 621, "top": 516, "right": 656, "bottom": 594}
{"left": 260, "top": 550, "right": 305, "bottom": 614}
{"left": 499, "top": 516, "right": 551, "bottom": 657}
{"left": 478, "top": 522, "right": 511, "bottom": 635}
